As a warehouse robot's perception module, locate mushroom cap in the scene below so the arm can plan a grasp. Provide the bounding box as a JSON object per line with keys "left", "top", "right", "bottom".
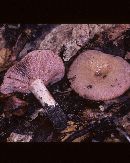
{"left": 68, "top": 50, "right": 130, "bottom": 101}
{"left": 1, "top": 50, "right": 65, "bottom": 94}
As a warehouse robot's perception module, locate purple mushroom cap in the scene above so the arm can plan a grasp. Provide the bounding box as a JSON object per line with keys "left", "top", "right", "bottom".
{"left": 1, "top": 50, "right": 65, "bottom": 94}
{"left": 68, "top": 50, "right": 130, "bottom": 101}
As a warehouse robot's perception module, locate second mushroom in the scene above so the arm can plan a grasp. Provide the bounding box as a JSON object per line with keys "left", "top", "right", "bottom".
{"left": 68, "top": 50, "right": 130, "bottom": 101}
{"left": 1, "top": 50, "right": 67, "bottom": 130}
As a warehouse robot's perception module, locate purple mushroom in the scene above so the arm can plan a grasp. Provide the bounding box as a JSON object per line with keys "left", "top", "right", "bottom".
{"left": 68, "top": 50, "right": 130, "bottom": 101}
{"left": 1, "top": 50, "right": 67, "bottom": 130}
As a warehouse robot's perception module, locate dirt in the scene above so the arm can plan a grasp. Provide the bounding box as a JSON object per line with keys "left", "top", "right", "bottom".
{"left": 0, "top": 24, "right": 130, "bottom": 142}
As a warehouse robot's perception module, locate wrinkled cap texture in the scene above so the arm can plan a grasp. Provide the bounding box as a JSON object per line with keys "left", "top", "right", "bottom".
{"left": 1, "top": 50, "right": 65, "bottom": 94}
{"left": 68, "top": 50, "right": 130, "bottom": 101}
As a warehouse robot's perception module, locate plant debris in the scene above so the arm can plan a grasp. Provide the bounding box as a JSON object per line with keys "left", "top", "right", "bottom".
{"left": 7, "top": 132, "right": 33, "bottom": 142}
{"left": 0, "top": 48, "right": 16, "bottom": 72}
{"left": 0, "top": 24, "right": 130, "bottom": 142}
{"left": 3, "top": 96, "right": 28, "bottom": 117}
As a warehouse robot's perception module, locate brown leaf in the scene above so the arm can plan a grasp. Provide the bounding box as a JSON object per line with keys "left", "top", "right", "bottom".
{"left": 4, "top": 96, "right": 28, "bottom": 117}
{"left": 0, "top": 48, "right": 16, "bottom": 72}
{"left": 60, "top": 121, "right": 77, "bottom": 142}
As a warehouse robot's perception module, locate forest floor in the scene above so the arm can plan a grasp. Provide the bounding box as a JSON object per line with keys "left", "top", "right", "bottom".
{"left": 0, "top": 24, "right": 130, "bottom": 142}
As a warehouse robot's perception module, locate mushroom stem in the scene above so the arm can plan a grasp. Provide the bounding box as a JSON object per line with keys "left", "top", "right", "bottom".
{"left": 30, "top": 79, "right": 67, "bottom": 131}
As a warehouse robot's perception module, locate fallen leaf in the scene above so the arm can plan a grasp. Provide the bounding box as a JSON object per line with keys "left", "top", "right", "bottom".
{"left": 4, "top": 96, "right": 28, "bottom": 117}
{"left": 0, "top": 48, "right": 16, "bottom": 72}
{"left": 60, "top": 121, "right": 77, "bottom": 142}
{"left": 7, "top": 132, "right": 32, "bottom": 142}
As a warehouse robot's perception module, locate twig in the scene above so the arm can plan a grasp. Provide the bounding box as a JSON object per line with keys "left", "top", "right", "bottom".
{"left": 116, "top": 127, "right": 130, "bottom": 142}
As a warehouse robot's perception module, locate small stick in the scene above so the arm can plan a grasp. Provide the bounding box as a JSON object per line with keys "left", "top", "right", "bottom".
{"left": 116, "top": 127, "right": 130, "bottom": 142}
{"left": 30, "top": 79, "right": 67, "bottom": 131}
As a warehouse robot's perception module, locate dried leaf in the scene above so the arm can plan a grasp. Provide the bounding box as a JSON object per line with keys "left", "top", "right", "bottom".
{"left": 0, "top": 48, "right": 16, "bottom": 72}
{"left": 72, "top": 135, "right": 86, "bottom": 142}
{"left": 61, "top": 121, "right": 77, "bottom": 133}
{"left": 4, "top": 96, "right": 28, "bottom": 117}
{"left": 60, "top": 121, "right": 77, "bottom": 142}
{"left": 7, "top": 132, "right": 32, "bottom": 142}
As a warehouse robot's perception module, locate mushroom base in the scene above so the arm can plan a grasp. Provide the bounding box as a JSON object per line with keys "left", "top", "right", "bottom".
{"left": 30, "top": 79, "right": 67, "bottom": 130}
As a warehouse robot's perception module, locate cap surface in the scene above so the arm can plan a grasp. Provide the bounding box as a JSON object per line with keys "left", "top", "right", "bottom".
{"left": 68, "top": 50, "right": 130, "bottom": 101}
{"left": 1, "top": 50, "right": 65, "bottom": 94}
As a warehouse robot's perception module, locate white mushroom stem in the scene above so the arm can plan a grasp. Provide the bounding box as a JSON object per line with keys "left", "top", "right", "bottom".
{"left": 30, "top": 79, "right": 56, "bottom": 107}
{"left": 30, "top": 79, "right": 67, "bottom": 130}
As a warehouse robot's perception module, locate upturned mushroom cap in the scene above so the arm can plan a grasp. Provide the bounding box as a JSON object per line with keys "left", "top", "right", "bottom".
{"left": 68, "top": 50, "right": 130, "bottom": 101}
{"left": 1, "top": 50, "right": 65, "bottom": 94}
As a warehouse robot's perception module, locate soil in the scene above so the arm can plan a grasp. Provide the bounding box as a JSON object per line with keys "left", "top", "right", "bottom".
{"left": 0, "top": 24, "right": 130, "bottom": 142}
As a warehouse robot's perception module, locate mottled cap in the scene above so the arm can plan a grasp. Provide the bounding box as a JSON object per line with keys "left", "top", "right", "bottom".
{"left": 68, "top": 50, "right": 130, "bottom": 101}
{"left": 1, "top": 50, "right": 65, "bottom": 94}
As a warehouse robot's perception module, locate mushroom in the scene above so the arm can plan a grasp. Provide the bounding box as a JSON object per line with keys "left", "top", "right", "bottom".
{"left": 68, "top": 50, "right": 130, "bottom": 101}
{"left": 1, "top": 50, "right": 67, "bottom": 130}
